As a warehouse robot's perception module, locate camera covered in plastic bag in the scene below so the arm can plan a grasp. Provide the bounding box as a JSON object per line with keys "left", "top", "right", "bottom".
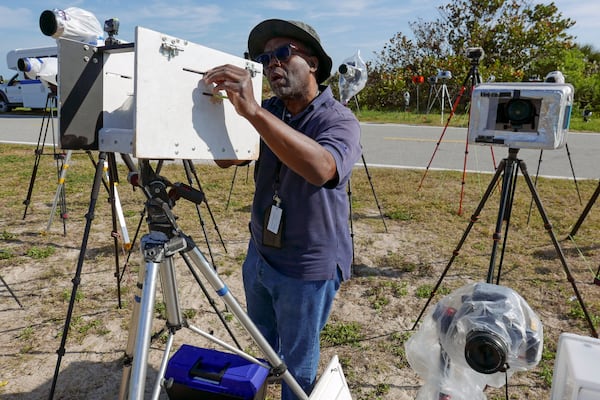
{"left": 406, "top": 282, "right": 543, "bottom": 400}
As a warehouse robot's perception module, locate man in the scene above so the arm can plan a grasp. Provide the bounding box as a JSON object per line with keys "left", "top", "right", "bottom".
{"left": 203, "top": 19, "right": 361, "bottom": 399}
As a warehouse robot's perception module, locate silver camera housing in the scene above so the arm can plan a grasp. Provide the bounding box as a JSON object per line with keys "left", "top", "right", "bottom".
{"left": 468, "top": 82, "right": 574, "bottom": 150}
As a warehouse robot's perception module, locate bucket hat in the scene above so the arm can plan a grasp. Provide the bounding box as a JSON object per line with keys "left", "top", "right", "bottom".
{"left": 248, "top": 19, "right": 332, "bottom": 84}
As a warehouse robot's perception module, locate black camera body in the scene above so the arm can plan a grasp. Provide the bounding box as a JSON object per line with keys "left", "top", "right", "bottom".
{"left": 466, "top": 47, "right": 484, "bottom": 62}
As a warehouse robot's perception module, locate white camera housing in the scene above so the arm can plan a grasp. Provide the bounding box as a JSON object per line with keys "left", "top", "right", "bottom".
{"left": 437, "top": 70, "right": 452, "bottom": 80}
{"left": 58, "top": 26, "right": 262, "bottom": 160}
{"left": 468, "top": 82, "right": 574, "bottom": 150}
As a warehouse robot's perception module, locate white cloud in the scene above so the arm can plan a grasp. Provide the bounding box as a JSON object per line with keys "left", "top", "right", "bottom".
{"left": 0, "top": 6, "right": 34, "bottom": 30}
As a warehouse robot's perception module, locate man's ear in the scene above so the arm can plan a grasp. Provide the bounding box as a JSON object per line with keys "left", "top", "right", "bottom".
{"left": 308, "top": 56, "right": 318, "bottom": 72}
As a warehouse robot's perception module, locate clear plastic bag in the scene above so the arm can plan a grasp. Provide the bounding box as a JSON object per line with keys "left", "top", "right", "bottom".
{"left": 338, "top": 51, "right": 367, "bottom": 105}
{"left": 406, "top": 282, "right": 543, "bottom": 399}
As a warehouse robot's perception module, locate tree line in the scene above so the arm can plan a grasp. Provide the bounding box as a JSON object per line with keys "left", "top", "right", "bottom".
{"left": 348, "top": 0, "right": 599, "bottom": 116}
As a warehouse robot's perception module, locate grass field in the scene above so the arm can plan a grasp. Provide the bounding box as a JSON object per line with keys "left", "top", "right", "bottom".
{"left": 0, "top": 112, "right": 599, "bottom": 398}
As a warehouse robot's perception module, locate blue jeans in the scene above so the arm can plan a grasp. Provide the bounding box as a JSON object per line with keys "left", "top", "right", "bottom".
{"left": 242, "top": 240, "right": 341, "bottom": 400}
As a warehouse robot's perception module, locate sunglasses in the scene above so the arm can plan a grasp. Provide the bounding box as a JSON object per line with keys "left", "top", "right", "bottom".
{"left": 254, "top": 43, "right": 308, "bottom": 67}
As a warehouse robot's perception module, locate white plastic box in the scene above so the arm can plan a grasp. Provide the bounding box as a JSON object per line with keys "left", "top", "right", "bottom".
{"left": 468, "top": 82, "right": 573, "bottom": 150}
{"left": 550, "top": 332, "right": 600, "bottom": 400}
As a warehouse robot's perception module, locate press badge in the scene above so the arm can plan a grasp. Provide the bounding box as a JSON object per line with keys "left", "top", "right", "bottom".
{"left": 267, "top": 205, "right": 282, "bottom": 233}
{"left": 263, "top": 194, "right": 283, "bottom": 248}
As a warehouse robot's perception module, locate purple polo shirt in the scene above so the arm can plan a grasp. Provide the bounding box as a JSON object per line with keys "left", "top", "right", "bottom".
{"left": 249, "top": 86, "right": 362, "bottom": 281}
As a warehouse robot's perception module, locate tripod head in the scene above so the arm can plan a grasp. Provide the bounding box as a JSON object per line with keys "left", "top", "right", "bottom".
{"left": 465, "top": 47, "right": 484, "bottom": 87}
{"left": 128, "top": 160, "right": 206, "bottom": 235}
{"left": 466, "top": 47, "right": 484, "bottom": 67}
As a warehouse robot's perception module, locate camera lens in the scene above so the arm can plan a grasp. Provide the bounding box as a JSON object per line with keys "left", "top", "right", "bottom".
{"left": 505, "top": 99, "right": 535, "bottom": 125}
{"left": 39, "top": 10, "right": 59, "bottom": 37}
{"left": 464, "top": 330, "right": 508, "bottom": 374}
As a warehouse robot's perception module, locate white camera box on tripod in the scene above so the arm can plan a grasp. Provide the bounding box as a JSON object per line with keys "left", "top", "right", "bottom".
{"left": 58, "top": 26, "right": 262, "bottom": 160}
{"left": 468, "top": 82, "right": 574, "bottom": 150}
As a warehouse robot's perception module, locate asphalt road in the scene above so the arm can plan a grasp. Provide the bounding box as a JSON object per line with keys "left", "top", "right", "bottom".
{"left": 1, "top": 114, "right": 599, "bottom": 180}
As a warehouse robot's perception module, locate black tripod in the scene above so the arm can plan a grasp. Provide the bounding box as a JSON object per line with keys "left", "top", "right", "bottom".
{"left": 418, "top": 49, "right": 494, "bottom": 216}
{"left": 412, "top": 148, "right": 598, "bottom": 338}
{"left": 47, "top": 151, "right": 133, "bottom": 399}
{"left": 22, "top": 94, "right": 70, "bottom": 234}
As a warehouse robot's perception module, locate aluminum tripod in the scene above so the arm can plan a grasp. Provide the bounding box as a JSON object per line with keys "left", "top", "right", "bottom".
{"left": 426, "top": 81, "right": 453, "bottom": 122}
{"left": 119, "top": 160, "right": 309, "bottom": 400}
{"left": 412, "top": 148, "right": 598, "bottom": 338}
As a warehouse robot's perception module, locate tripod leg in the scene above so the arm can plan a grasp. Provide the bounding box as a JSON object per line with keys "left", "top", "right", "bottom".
{"left": 492, "top": 159, "right": 520, "bottom": 285}
{"left": 565, "top": 143, "right": 583, "bottom": 205}
{"left": 182, "top": 160, "right": 225, "bottom": 261}
{"left": 106, "top": 154, "right": 125, "bottom": 309}
{"left": 568, "top": 179, "right": 600, "bottom": 238}
{"left": 46, "top": 150, "right": 72, "bottom": 234}
{"left": 519, "top": 161, "right": 598, "bottom": 338}
{"left": 418, "top": 84, "right": 467, "bottom": 192}
{"left": 151, "top": 252, "right": 183, "bottom": 400}
{"left": 226, "top": 166, "right": 239, "bottom": 210}
{"left": 347, "top": 179, "right": 355, "bottom": 267}
{"left": 23, "top": 96, "right": 54, "bottom": 219}
{"left": 527, "top": 150, "right": 544, "bottom": 224}
{"left": 120, "top": 234, "right": 165, "bottom": 400}
{"left": 107, "top": 154, "right": 131, "bottom": 250}
{"left": 361, "top": 153, "right": 387, "bottom": 232}
{"left": 0, "top": 275, "right": 24, "bottom": 308}
{"left": 487, "top": 153, "right": 519, "bottom": 284}
{"left": 48, "top": 152, "right": 107, "bottom": 400}
{"left": 412, "top": 158, "right": 506, "bottom": 330}
{"left": 187, "top": 161, "right": 227, "bottom": 252}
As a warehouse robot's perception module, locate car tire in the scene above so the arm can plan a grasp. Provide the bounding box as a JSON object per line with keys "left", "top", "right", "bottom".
{"left": 0, "top": 96, "right": 12, "bottom": 112}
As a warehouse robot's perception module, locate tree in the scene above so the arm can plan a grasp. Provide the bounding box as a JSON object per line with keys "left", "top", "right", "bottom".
{"left": 532, "top": 44, "right": 600, "bottom": 111}
{"left": 361, "top": 0, "right": 578, "bottom": 111}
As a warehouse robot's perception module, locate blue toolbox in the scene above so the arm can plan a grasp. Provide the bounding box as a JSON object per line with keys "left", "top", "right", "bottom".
{"left": 164, "top": 344, "right": 269, "bottom": 400}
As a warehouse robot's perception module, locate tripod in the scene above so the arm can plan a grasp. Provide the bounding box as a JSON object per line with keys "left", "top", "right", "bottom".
{"left": 426, "top": 79, "right": 453, "bottom": 122}
{"left": 118, "top": 159, "right": 309, "bottom": 400}
{"left": 418, "top": 53, "right": 494, "bottom": 216}
{"left": 412, "top": 148, "right": 598, "bottom": 338}
{"left": 48, "top": 151, "right": 139, "bottom": 398}
{"left": 22, "top": 94, "right": 70, "bottom": 234}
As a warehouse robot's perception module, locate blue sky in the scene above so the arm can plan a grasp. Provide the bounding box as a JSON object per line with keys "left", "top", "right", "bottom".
{"left": 1, "top": 0, "right": 598, "bottom": 81}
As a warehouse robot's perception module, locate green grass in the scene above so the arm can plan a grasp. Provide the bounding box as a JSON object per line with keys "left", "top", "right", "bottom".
{"left": 0, "top": 118, "right": 599, "bottom": 398}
